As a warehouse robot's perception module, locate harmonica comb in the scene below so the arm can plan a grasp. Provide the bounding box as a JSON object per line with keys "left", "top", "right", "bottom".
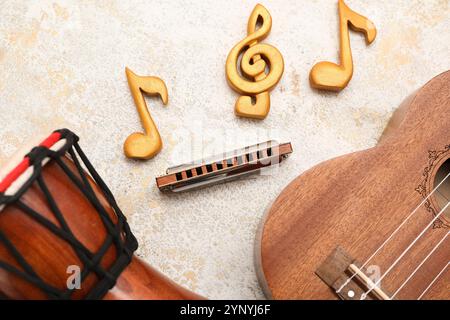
{"left": 156, "top": 141, "right": 292, "bottom": 192}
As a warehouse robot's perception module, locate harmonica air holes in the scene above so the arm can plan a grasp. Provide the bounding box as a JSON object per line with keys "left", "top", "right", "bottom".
{"left": 156, "top": 141, "right": 292, "bottom": 193}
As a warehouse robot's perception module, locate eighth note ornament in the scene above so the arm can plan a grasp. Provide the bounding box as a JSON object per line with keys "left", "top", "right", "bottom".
{"left": 123, "top": 67, "right": 168, "bottom": 160}
{"left": 226, "top": 4, "right": 284, "bottom": 120}
{"left": 309, "top": 0, "right": 376, "bottom": 92}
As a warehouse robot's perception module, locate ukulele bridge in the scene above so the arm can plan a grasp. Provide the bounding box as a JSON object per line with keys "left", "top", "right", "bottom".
{"left": 316, "top": 246, "right": 391, "bottom": 300}
{"left": 156, "top": 140, "right": 292, "bottom": 192}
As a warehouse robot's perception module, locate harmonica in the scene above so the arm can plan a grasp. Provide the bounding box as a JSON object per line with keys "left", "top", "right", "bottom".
{"left": 156, "top": 141, "right": 293, "bottom": 192}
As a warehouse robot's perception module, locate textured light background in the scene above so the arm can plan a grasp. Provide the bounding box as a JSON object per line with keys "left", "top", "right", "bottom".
{"left": 0, "top": 0, "right": 449, "bottom": 299}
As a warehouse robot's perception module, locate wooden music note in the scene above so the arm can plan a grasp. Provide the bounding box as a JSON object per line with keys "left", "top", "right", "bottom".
{"left": 226, "top": 4, "right": 284, "bottom": 119}
{"left": 309, "top": 0, "right": 377, "bottom": 92}
{"left": 123, "top": 67, "right": 168, "bottom": 160}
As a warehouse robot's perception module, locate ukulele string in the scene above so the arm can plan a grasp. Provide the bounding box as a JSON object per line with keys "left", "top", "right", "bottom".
{"left": 390, "top": 231, "right": 448, "bottom": 299}
{"left": 417, "top": 261, "right": 449, "bottom": 300}
{"left": 436, "top": 188, "right": 450, "bottom": 202}
{"left": 389, "top": 184, "right": 450, "bottom": 299}
{"left": 360, "top": 199, "right": 450, "bottom": 300}
{"left": 336, "top": 172, "right": 450, "bottom": 294}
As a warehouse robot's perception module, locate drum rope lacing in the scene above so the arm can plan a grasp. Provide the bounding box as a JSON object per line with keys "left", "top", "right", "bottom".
{"left": 0, "top": 129, "right": 138, "bottom": 299}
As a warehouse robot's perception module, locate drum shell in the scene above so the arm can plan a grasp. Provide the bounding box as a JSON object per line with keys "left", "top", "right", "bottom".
{"left": 0, "top": 156, "right": 202, "bottom": 300}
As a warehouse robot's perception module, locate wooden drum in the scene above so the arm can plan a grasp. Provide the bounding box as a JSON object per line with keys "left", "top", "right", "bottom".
{"left": 0, "top": 129, "right": 203, "bottom": 300}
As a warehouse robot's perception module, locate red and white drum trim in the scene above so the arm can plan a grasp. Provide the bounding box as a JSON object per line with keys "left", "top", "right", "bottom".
{"left": 0, "top": 132, "right": 67, "bottom": 211}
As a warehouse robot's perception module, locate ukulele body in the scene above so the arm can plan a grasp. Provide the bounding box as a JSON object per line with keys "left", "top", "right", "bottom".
{"left": 256, "top": 71, "right": 450, "bottom": 300}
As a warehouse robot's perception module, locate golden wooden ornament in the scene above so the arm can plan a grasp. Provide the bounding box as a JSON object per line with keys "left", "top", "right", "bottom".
{"left": 226, "top": 4, "right": 284, "bottom": 119}
{"left": 309, "top": 0, "right": 376, "bottom": 92}
{"left": 123, "top": 67, "right": 168, "bottom": 160}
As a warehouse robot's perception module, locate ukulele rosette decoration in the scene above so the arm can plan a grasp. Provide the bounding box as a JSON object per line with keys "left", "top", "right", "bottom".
{"left": 226, "top": 4, "right": 284, "bottom": 119}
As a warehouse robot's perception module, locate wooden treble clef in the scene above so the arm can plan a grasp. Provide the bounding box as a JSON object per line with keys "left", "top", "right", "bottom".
{"left": 309, "top": 0, "right": 377, "bottom": 91}
{"left": 123, "top": 67, "right": 168, "bottom": 160}
{"left": 226, "top": 4, "right": 284, "bottom": 120}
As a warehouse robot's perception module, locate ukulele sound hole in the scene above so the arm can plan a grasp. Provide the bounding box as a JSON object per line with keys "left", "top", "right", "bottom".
{"left": 434, "top": 158, "right": 450, "bottom": 222}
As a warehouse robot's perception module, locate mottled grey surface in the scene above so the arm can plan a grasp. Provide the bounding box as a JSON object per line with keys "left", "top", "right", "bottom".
{"left": 0, "top": 0, "right": 449, "bottom": 299}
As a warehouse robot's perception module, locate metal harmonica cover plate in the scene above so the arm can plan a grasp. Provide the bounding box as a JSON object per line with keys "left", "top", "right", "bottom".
{"left": 156, "top": 140, "right": 292, "bottom": 192}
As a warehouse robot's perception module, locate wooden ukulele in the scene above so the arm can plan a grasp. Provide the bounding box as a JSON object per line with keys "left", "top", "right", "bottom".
{"left": 256, "top": 71, "right": 450, "bottom": 300}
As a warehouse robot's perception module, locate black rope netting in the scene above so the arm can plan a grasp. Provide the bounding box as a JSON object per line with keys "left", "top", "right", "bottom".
{"left": 0, "top": 129, "right": 138, "bottom": 299}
